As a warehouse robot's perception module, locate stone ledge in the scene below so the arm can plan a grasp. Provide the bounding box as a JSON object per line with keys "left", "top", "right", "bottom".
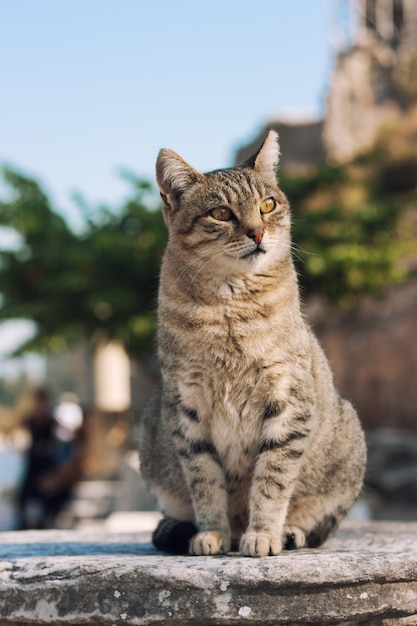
{"left": 0, "top": 521, "right": 416, "bottom": 625}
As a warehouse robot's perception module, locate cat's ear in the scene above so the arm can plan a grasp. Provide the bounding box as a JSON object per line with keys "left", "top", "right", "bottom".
{"left": 244, "top": 130, "right": 280, "bottom": 187}
{"left": 156, "top": 149, "right": 203, "bottom": 225}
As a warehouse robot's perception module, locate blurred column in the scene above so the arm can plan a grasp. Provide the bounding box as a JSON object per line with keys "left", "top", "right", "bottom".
{"left": 94, "top": 341, "right": 131, "bottom": 413}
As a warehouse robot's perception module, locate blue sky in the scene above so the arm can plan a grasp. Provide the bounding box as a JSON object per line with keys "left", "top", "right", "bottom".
{"left": 0, "top": 0, "right": 334, "bottom": 222}
{"left": 0, "top": 0, "right": 338, "bottom": 374}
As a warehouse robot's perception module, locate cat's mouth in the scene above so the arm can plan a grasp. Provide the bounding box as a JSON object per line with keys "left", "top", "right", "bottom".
{"left": 240, "top": 245, "right": 267, "bottom": 260}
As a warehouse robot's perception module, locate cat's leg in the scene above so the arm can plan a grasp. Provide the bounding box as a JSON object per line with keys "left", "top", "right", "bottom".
{"left": 282, "top": 495, "right": 343, "bottom": 549}
{"left": 283, "top": 399, "right": 366, "bottom": 550}
{"left": 185, "top": 451, "right": 231, "bottom": 555}
{"left": 146, "top": 483, "right": 198, "bottom": 554}
{"left": 139, "top": 394, "right": 199, "bottom": 554}
{"left": 152, "top": 492, "right": 235, "bottom": 557}
{"left": 284, "top": 452, "right": 366, "bottom": 547}
{"left": 149, "top": 471, "right": 198, "bottom": 554}
{"left": 283, "top": 402, "right": 366, "bottom": 550}
{"left": 152, "top": 517, "right": 198, "bottom": 554}
{"left": 172, "top": 405, "right": 231, "bottom": 556}
{"left": 240, "top": 399, "right": 313, "bottom": 557}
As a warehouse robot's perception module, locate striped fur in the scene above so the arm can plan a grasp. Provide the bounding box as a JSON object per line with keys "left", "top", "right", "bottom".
{"left": 139, "top": 131, "right": 366, "bottom": 557}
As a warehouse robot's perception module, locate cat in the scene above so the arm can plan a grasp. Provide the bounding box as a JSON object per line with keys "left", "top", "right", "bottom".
{"left": 138, "top": 130, "right": 366, "bottom": 557}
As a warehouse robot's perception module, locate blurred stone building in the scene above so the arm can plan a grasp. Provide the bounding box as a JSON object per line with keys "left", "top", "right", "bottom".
{"left": 324, "top": 0, "right": 417, "bottom": 162}
{"left": 236, "top": 0, "right": 417, "bottom": 168}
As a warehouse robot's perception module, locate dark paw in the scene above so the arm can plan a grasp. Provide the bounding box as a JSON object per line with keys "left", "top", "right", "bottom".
{"left": 282, "top": 525, "right": 306, "bottom": 549}
{"left": 284, "top": 532, "right": 297, "bottom": 550}
{"left": 152, "top": 517, "right": 197, "bottom": 554}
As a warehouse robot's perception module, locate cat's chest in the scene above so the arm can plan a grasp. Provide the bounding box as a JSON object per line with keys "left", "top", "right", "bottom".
{"left": 199, "top": 375, "right": 261, "bottom": 472}
{"left": 209, "top": 393, "right": 259, "bottom": 474}
{"left": 177, "top": 360, "right": 273, "bottom": 471}
{"left": 182, "top": 300, "right": 283, "bottom": 364}
{"left": 178, "top": 354, "right": 268, "bottom": 414}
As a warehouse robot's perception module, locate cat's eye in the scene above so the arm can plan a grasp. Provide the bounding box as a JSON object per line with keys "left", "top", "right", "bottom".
{"left": 210, "top": 207, "right": 233, "bottom": 221}
{"left": 260, "top": 198, "right": 276, "bottom": 214}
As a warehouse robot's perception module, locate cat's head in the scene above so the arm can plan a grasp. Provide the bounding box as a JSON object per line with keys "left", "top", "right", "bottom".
{"left": 156, "top": 131, "right": 291, "bottom": 275}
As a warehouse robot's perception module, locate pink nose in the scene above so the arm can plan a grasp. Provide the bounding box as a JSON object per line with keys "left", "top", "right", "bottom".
{"left": 247, "top": 227, "right": 264, "bottom": 244}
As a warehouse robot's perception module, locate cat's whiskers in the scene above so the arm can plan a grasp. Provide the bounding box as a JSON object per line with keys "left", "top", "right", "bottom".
{"left": 265, "top": 236, "right": 305, "bottom": 264}
{"left": 175, "top": 235, "right": 312, "bottom": 296}
{"left": 290, "top": 244, "right": 305, "bottom": 264}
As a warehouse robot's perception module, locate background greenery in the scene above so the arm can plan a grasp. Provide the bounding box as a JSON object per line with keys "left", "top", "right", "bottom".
{"left": 0, "top": 171, "right": 166, "bottom": 357}
{"left": 0, "top": 110, "right": 416, "bottom": 358}
{"left": 283, "top": 110, "right": 417, "bottom": 305}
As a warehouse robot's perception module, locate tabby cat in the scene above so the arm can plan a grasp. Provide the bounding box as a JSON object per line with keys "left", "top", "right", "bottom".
{"left": 138, "top": 131, "right": 366, "bottom": 557}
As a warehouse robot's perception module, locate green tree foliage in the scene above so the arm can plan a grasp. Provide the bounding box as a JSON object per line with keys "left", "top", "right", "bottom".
{"left": 280, "top": 115, "right": 417, "bottom": 306}
{"left": 1, "top": 111, "right": 416, "bottom": 359}
{"left": 0, "top": 168, "right": 166, "bottom": 356}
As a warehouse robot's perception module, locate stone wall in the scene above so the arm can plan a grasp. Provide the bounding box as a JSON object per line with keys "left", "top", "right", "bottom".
{"left": 323, "top": 43, "right": 400, "bottom": 163}
{"left": 307, "top": 277, "right": 417, "bottom": 430}
{"left": 324, "top": 0, "right": 417, "bottom": 162}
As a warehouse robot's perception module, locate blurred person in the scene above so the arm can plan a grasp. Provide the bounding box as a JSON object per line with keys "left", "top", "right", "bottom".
{"left": 16, "top": 388, "right": 84, "bottom": 530}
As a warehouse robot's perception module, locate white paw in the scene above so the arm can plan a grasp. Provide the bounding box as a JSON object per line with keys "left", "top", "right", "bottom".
{"left": 189, "top": 531, "right": 231, "bottom": 555}
{"left": 240, "top": 531, "right": 282, "bottom": 557}
{"left": 283, "top": 524, "right": 306, "bottom": 549}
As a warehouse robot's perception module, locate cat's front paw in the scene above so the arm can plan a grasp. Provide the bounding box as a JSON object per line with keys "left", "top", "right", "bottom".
{"left": 240, "top": 531, "right": 282, "bottom": 557}
{"left": 283, "top": 525, "right": 306, "bottom": 550}
{"left": 189, "top": 531, "right": 231, "bottom": 556}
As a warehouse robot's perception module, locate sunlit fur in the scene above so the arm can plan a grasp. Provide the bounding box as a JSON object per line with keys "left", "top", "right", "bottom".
{"left": 139, "top": 131, "right": 366, "bottom": 557}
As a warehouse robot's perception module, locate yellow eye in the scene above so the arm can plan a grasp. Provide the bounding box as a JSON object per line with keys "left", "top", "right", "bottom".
{"left": 210, "top": 207, "right": 233, "bottom": 221}
{"left": 260, "top": 198, "right": 276, "bottom": 214}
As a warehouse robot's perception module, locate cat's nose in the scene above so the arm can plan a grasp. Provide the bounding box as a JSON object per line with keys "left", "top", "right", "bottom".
{"left": 247, "top": 227, "right": 265, "bottom": 244}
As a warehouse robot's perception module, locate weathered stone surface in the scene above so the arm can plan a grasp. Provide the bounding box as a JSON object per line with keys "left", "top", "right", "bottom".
{"left": 0, "top": 521, "right": 416, "bottom": 625}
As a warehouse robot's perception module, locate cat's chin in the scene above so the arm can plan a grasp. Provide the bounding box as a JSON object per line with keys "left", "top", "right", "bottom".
{"left": 215, "top": 245, "right": 289, "bottom": 280}
{"left": 240, "top": 240, "right": 266, "bottom": 259}
{"left": 222, "top": 252, "right": 269, "bottom": 275}
{"left": 238, "top": 249, "right": 280, "bottom": 273}
{"left": 240, "top": 247, "right": 267, "bottom": 261}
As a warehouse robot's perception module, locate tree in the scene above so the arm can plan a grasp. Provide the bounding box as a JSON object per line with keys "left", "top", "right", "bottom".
{"left": 0, "top": 168, "right": 166, "bottom": 357}
{"left": 280, "top": 111, "right": 417, "bottom": 306}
